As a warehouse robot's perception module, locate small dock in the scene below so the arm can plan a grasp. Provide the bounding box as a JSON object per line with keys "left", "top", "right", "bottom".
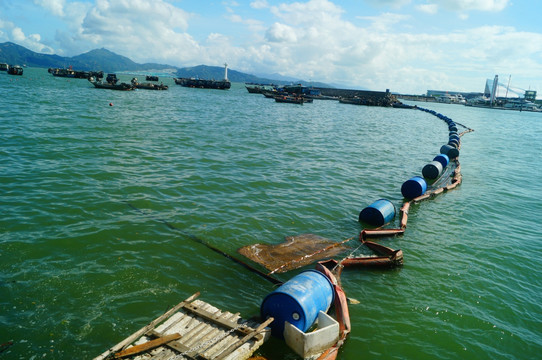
{"left": 94, "top": 292, "right": 272, "bottom": 360}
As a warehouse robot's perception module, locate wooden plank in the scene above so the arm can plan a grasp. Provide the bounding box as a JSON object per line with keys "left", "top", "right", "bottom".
{"left": 114, "top": 333, "right": 181, "bottom": 358}
{"left": 93, "top": 292, "right": 200, "bottom": 360}
{"left": 213, "top": 317, "right": 274, "bottom": 360}
{"left": 182, "top": 303, "right": 252, "bottom": 335}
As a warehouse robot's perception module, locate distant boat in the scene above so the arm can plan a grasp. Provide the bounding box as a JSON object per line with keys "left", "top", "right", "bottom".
{"left": 49, "top": 68, "right": 103, "bottom": 79}
{"left": 245, "top": 83, "right": 276, "bottom": 94}
{"left": 7, "top": 65, "right": 23, "bottom": 75}
{"left": 174, "top": 77, "right": 231, "bottom": 90}
{"left": 89, "top": 74, "right": 133, "bottom": 90}
{"left": 131, "top": 77, "right": 168, "bottom": 90}
{"left": 145, "top": 75, "right": 159, "bottom": 81}
{"left": 90, "top": 81, "right": 134, "bottom": 90}
{"left": 174, "top": 63, "right": 231, "bottom": 90}
{"left": 503, "top": 99, "right": 540, "bottom": 112}
{"left": 274, "top": 95, "right": 312, "bottom": 104}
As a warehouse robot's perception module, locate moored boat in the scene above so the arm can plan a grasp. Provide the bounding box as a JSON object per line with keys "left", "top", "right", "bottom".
{"left": 90, "top": 81, "right": 134, "bottom": 90}
{"left": 89, "top": 75, "right": 133, "bottom": 90}
{"left": 245, "top": 83, "right": 277, "bottom": 94}
{"left": 174, "top": 77, "right": 231, "bottom": 90}
{"left": 174, "top": 63, "right": 231, "bottom": 90}
{"left": 7, "top": 65, "right": 23, "bottom": 75}
{"left": 131, "top": 77, "right": 168, "bottom": 90}
{"left": 274, "top": 95, "right": 312, "bottom": 104}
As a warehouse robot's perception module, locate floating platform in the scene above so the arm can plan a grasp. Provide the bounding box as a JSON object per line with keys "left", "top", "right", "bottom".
{"left": 94, "top": 292, "right": 272, "bottom": 360}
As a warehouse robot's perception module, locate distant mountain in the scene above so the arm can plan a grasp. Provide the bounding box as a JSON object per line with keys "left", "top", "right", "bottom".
{"left": 0, "top": 41, "right": 332, "bottom": 87}
{"left": 175, "top": 64, "right": 330, "bottom": 86}
{"left": 0, "top": 42, "right": 173, "bottom": 73}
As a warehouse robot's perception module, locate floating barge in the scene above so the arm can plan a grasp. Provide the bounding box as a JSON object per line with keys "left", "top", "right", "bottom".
{"left": 174, "top": 63, "right": 231, "bottom": 90}
{"left": 94, "top": 292, "right": 272, "bottom": 360}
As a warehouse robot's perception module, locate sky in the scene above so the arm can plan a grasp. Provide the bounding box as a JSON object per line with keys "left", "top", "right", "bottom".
{"left": 1, "top": 0, "right": 542, "bottom": 95}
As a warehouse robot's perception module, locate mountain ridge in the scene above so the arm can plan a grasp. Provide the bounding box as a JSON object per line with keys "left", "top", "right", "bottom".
{"left": 0, "top": 41, "right": 332, "bottom": 87}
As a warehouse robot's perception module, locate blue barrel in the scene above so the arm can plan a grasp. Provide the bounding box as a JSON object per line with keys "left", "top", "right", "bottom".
{"left": 358, "top": 199, "right": 396, "bottom": 226}
{"left": 449, "top": 133, "right": 459, "bottom": 140}
{"left": 433, "top": 154, "right": 449, "bottom": 168}
{"left": 422, "top": 160, "right": 443, "bottom": 179}
{"left": 449, "top": 125, "right": 458, "bottom": 132}
{"left": 448, "top": 138, "right": 460, "bottom": 148}
{"left": 401, "top": 176, "right": 427, "bottom": 199}
{"left": 440, "top": 144, "right": 459, "bottom": 159}
{"left": 261, "top": 270, "right": 334, "bottom": 339}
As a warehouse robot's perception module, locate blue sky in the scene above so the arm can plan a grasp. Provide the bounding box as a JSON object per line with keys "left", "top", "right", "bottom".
{"left": 1, "top": 0, "right": 541, "bottom": 95}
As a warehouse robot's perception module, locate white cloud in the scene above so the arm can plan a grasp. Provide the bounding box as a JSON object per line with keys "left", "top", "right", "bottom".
{"left": 417, "top": 4, "right": 438, "bottom": 14}
{"left": 34, "top": 0, "right": 66, "bottom": 17}
{"left": 250, "top": 0, "right": 269, "bottom": 9}
{"left": 432, "top": 0, "right": 509, "bottom": 12}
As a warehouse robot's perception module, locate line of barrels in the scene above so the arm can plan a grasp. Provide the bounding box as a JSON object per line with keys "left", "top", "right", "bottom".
{"left": 358, "top": 107, "right": 473, "bottom": 238}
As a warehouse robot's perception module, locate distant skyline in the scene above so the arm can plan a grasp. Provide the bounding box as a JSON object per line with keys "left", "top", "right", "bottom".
{"left": 1, "top": 0, "right": 541, "bottom": 95}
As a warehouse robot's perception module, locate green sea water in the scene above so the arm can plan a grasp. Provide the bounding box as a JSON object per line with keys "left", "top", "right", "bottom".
{"left": 1, "top": 68, "right": 541, "bottom": 359}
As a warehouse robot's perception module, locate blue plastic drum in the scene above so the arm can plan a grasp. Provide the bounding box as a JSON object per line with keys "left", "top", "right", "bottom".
{"left": 401, "top": 176, "right": 427, "bottom": 199}
{"left": 433, "top": 154, "right": 449, "bottom": 168}
{"left": 358, "top": 199, "right": 396, "bottom": 227}
{"left": 422, "top": 160, "right": 443, "bottom": 180}
{"left": 440, "top": 144, "right": 459, "bottom": 159}
{"left": 260, "top": 270, "right": 334, "bottom": 339}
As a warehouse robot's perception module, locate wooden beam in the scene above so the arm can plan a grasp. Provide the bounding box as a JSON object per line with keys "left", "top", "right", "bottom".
{"left": 114, "top": 333, "right": 182, "bottom": 358}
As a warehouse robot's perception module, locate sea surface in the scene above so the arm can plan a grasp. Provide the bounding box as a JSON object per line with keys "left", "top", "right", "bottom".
{"left": 1, "top": 68, "right": 541, "bottom": 359}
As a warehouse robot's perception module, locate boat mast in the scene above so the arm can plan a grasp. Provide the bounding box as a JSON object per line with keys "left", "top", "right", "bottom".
{"left": 490, "top": 74, "right": 498, "bottom": 106}
{"left": 505, "top": 75, "right": 511, "bottom": 99}
{"left": 224, "top": 63, "right": 228, "bottom": 81}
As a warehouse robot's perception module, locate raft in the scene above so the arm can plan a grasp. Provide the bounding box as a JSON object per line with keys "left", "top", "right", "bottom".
{"left": 94, "top": 292, "right": 272, "bottom": 360}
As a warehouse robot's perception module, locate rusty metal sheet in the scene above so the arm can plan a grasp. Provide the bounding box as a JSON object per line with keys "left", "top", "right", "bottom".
{"left": 238, "top": 234, "right": 349, "bottom": 274}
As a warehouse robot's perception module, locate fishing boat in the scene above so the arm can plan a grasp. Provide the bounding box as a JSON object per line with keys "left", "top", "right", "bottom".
{"left": 174, "top": 77, "right": 231, "bottom": 90}
{"left": 90, "top": 81, "right": 134, "bottom": 90}
{"left": 89, "top": 73, "right": 134, "bottom": 90}
{"left": 274, "top": 95, "right": 312, "bottom": 104}
{"left": 131, "top": 78, "right": 168, "bottom": 90}
{"left": 146, "top": 75, "right": 159, "bottom": 81}
{"left": 7, "top": 65, "right": 23, "bottom": 75}
{"left": 245, "top": 83, "right": 276, "bottom": 94}
{"left": 174, "top": 63, "right": 231, "bottom": 90}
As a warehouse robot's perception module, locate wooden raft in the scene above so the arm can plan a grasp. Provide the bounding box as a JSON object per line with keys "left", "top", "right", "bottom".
{"left": 94, "top": 292, "right": 272, "bottom": 360}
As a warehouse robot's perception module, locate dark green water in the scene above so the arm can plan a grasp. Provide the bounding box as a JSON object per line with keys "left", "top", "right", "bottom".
{"left": 1, "top": 68, "right": 541, "bottom": 359}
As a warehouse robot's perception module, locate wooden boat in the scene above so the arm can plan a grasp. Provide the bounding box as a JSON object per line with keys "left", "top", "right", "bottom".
{"left": 7, "top": 65, "right": 23, "bottom": 75}
{"left": 131, "top": 78, "right": 168, "bottom": 90}
{"left": 90, "top": 80, "right": 134, "bottom": 90}
{"left": 134, "top": 82, "right": 168, "bottom": 90}
{"left": 94, "top": 292, "right": 272, "bottom": 360}
{"left": 174, "top": 77, "right": 231, "bottom": 90}
{"left": 245, "top": 83, "right": 276, "bottom": 94}
{"left": 274, "top": 95, "right": 310, "bottom": 104}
